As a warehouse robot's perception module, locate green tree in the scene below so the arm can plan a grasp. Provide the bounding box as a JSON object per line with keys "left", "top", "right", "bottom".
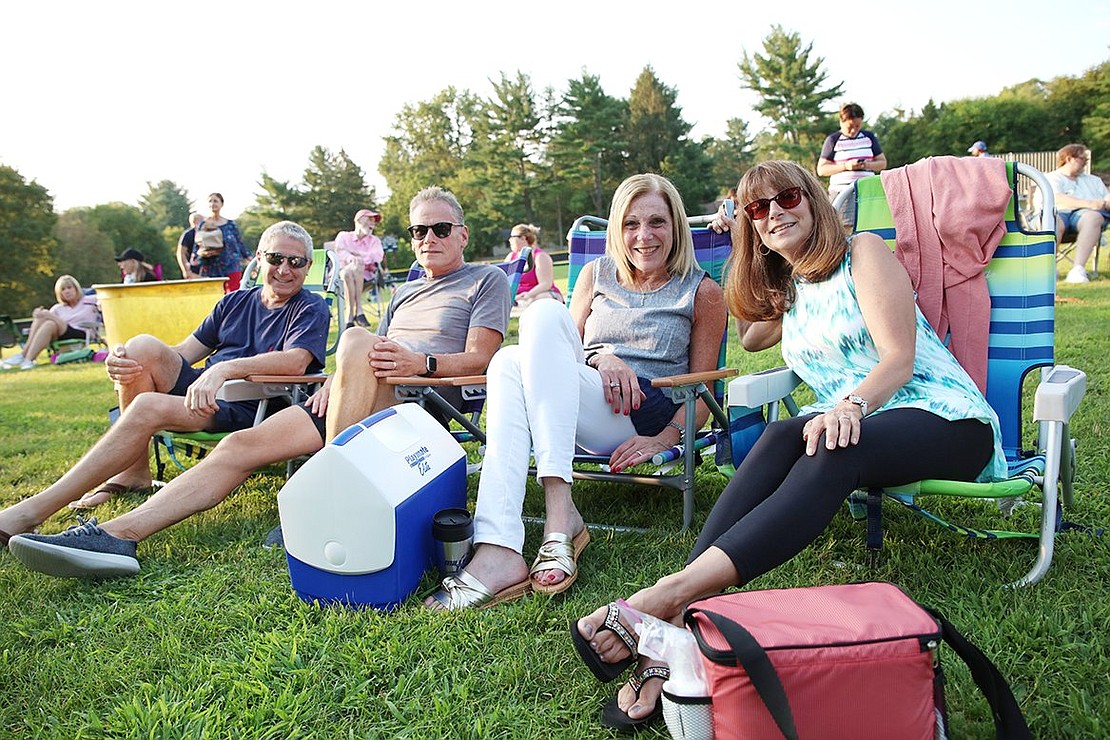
{"left": 706, "top": 118, "right": 758, "bottom": 195}
{"left": 454, "top": 72, "right": 546, "bottom": 253}
{"left": 87, "top": 203, "right": 169, "bottom": 272}
{"left": 139, "top": 180, "right": 192, "bottom": 231}
{"left": 301, "top": 147, "right": 375, "bottom": 242}
{"left": 0, "top": 165, "right": 56, "bottom": 315}
{"left": 378, "top": 87, "right": 479, "bottom": 239}
{"left": 53, "top": 210, "right": 120, "bottom": 287}
{"left": 547, "top": 72, "right": 629, "bottom": 218}
{"left": 625, "top": 66, "right": 715, "bottom": 211}
{"left": 738, "top": 25, "right": 843, "bottom": 163}
{"left": 254, "top": 147, "right": 375, "bottom": 247}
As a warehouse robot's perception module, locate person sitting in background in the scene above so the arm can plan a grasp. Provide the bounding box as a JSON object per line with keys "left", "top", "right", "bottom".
{"left": 177, "top": 212, "right": 205, "bottom": 279}
{"left": 3, "top": 188, "right": 509, "bottom": 580}
{"left": 335, "top": 208, "right": 386, "bottom": 328}
{"left": 505, "top": 222, "right": 562, "bottom": 308}
{"left": 570, "top": 161, "right": 1005, "bottom": 732}
{"left": 425, "top": 173, "right": 727, "bottom": 611}
{"left": 193, "top": 193, "right": 251, "bottom": 292}
{"left": 2, "top": 275, "right": 99, "bottom": 371}
{"left": 817, "top": 102, "right": 887, "bottom": 200}
{"left": 115, "top": 248, "right": 160, "bottom": 283}
{"left": 1045, "top": 144, "right": 1110, "bottom": 283}
{"left": 0, "top": 220, "right": 330, "bottom": 552}
{"left": 967, "top": 140, "right": 992, "bottom": 158}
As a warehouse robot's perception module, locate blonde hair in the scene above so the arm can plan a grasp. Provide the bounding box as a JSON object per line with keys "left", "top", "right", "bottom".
{"left": 512, "top": 223, "right": 540, "bottom": 246}
{"left": 1056, "top": 144, "right": 1089, "bottom": 168}
{"left": 724, "top": 161, "right": 847, "bottom": 321}
{"left": 605, "top": 173, "right": 696, "bottom": 285}
{"left": 54, "top": 274, "right": 83, "bottom": 305}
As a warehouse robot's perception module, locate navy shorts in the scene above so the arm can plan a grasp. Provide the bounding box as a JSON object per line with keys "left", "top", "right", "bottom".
{"left": 169, "top": 356, "right": 263, "bottom": 433}
{"left": 295, "top": 401, "right": 328, "bottom": 442}
{"left": 59, "top": 325, "right": 85, "bottom": 341}
{"left": 630, "top": 377, "right": 681, "bottom": 437}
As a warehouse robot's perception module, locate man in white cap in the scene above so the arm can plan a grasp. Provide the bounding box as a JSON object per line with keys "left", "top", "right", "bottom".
{"left": 334, "top": 208, "right": 386, "bottom": 328}
{"left": 967, "top": 141, "right": 991, "bottom": 158}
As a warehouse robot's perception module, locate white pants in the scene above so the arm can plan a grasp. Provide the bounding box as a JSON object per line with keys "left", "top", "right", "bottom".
{"left": 473, "top": 299, "right": 636, "bottom": 552}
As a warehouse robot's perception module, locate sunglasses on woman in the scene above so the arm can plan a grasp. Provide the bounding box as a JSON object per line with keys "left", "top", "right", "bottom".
{"left": 743, "top": 187, "right": 804, "bottom": 220}
{"left": 263, "top": 252, "right": 310, "bottom": 269}
{"left": 407, "top": 222, "right": 462, "bottom": 240}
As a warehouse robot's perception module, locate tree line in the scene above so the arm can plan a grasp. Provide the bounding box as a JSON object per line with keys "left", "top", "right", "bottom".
{"left": 2, "top": 26, "right": 1106, "bottom": 316}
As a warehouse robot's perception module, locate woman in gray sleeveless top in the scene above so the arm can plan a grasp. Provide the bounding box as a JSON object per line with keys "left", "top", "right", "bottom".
{"left": 426, "top": 174, "right": 726, "bottom": 615}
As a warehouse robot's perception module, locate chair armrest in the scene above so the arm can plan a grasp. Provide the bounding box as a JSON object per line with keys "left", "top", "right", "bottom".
{"left": 650, "top": 368, "right": 738, "bottom": 389}
{"left": 385, "top": 375, "right": 488, "bottom": 387}
{"left": 1033, "top": 365, "right": 1086, "bottom": 423}
{"left": 727, "top": 367, "right": 802, "bottom": 409}
{"left": 216, "top": 375, "right": 327, "bottom": 402}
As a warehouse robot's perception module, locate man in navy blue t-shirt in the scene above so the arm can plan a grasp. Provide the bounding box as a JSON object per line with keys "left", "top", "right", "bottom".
{"left": 0, "top": 220, "right": 329, "bottom": 531}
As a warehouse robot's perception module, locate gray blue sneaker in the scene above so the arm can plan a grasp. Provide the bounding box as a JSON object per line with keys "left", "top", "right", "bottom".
{"left": 8, "top": 517, "right": 139, "bottom": 578}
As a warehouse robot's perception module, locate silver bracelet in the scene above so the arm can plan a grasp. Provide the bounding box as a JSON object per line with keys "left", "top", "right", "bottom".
{"left": 665, "top": 420, "right": 685, "bottom": 443}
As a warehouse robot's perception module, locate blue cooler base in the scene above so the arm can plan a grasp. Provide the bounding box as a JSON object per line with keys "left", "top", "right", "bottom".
{"left": 286, "top": 457, "right": 467, "bottom": 610}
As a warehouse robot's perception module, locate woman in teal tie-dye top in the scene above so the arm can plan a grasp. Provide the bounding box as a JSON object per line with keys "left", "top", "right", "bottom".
{"left": 571, "top": 161, "right": 1004, "bottom": 730}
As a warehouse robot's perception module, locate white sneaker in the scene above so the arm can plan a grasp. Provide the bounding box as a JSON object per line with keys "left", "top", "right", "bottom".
{"left": 1065, "top": 266, "right": 1090, "bottom": 283}
{"left": 20, "top": 360, "right": 35, "bottom": 370}
{"left": 1, "top": 352, "right": 24, "bottom": 368}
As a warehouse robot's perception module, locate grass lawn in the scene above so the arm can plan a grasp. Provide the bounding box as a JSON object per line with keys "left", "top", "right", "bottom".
{"left": 1, "top": 281, "right": 1108, "bottom": 738}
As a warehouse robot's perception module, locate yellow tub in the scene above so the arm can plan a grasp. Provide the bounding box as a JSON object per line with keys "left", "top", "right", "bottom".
{"left": 93, "top": 278, "right": 227, "bottom": 349}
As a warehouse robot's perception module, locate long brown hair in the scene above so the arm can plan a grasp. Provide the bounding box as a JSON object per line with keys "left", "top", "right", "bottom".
{"left": 724, "top": 161, "right": 847, "bottom": 321}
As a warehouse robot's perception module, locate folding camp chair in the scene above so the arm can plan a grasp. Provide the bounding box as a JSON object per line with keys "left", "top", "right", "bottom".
{"left": 151, "top": 248, "right": 341, "bottom": 480}
{"left": 384, "top": 249, "right": 532, "bottom": 446}
{"left": 49, "top": 290, "right": 107, "bottom": 364}
{"left": 727, "top": 161, "right": 1087, "bottom": 586}
{"left": 560, "top": 216, "right": 737, "bottom": 531}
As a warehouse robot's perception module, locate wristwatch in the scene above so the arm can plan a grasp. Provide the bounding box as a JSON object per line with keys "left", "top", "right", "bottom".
{"left": 421, "top": 354, "right": 437, "bottom": 377}
{"left": 843, "top": 394, "right": 869, "bottom": 416}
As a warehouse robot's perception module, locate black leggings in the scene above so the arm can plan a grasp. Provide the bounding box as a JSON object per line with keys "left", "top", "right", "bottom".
{"left": 688, "top": 409, "right": 994, "bottom": 582}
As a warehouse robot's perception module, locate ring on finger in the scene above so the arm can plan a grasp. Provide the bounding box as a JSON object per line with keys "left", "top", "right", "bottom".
{"left": 608, "top": 381, "right": 619, "bottom": 388}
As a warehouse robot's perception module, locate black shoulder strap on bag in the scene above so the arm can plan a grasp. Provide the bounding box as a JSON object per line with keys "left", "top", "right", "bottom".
{"left": 685, "top": 608, "right": 799, "bottom": 740}
{"left": 924, "top": 607, "right": 1032, "bottom": 740}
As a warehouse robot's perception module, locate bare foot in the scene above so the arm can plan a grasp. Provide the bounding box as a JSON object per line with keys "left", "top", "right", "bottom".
{"left": 576, "top": 602, "right": 640, "bottom": 665}
{"left": 613, "top": 658, "right": 668, "bottom": 722}
{"left": 67, "top": 481, "right": 151, "bottom": 510}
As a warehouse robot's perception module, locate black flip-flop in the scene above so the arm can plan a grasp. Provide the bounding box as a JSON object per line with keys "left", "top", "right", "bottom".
{"left": 0, "top": 528, "right": 11, "bottom": 548}
{"left": 600, "top": 665, "right": 670, "bottom": 733}
{"left": 569, "top": 602, "right": 639, "bottom": 682}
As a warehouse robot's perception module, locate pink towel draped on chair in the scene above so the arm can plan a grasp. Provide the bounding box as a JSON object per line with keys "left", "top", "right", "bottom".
{"left": 879, "top": 156, "right": 1012, "bottom": 392}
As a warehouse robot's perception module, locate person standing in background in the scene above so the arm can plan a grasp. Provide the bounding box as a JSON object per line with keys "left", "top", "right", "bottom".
{"left": 817, "top": 103, "right": 887, "bottom": 200}
{"left": 968, "top": 141, "right": 992, "bottom": 158}
{"left": 177, "top": 212, "right": 204, "bottom": 279}
{"left": 194, "top": 193, "right": 250, "bottom": 292}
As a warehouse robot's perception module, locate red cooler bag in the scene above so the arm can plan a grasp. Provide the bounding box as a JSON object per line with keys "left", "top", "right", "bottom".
{"left": 684, "top": 582, "right": 1030, "bottom": 740}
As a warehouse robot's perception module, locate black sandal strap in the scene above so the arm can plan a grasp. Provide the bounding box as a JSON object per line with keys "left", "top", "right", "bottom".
{"left": 628, "top": 665, "right": 671, "bottom": 694}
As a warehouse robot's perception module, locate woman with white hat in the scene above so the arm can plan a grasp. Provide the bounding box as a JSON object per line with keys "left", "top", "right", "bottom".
{"left": 335, "top": 208, "right": 385, "bottom": 328}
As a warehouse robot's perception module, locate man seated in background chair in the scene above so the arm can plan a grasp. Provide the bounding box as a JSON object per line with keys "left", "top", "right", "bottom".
{"left": 0, "top": 220, "right": 330, "bottom": 542}
{"left": 5, "top": 186, "right": 510, "bottom": 580}
{"left": 1046, "top": 144, "right": 1110, "bottom": 283}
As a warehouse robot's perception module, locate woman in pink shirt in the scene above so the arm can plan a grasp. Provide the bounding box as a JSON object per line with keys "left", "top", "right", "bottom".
{"left": 2, "top": 275, "right": 99, "bottom": 370}
{"left": 334, "top": 209, "right": 386, "bottom": 328}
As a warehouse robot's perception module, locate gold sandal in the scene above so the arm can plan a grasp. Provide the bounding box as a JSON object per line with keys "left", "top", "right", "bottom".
{"left": 530, "top": 528, "right": 591, "bottom": 595}
{"left": 427, "top": 569, "right": 531, "bottom": 611}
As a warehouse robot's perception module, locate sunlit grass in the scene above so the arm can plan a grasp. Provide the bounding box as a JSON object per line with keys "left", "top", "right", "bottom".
{"left": 1, "top": 281, "right": 1108, "bottom": 737}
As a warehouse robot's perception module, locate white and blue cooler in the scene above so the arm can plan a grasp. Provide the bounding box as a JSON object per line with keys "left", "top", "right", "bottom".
{"left": 277, "top": 403, "right": 467, "bottom": 610}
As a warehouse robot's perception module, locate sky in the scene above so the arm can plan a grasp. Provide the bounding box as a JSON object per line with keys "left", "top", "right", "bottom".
{"left": 2, "top": 0, "right": 1107, "bottom": 217}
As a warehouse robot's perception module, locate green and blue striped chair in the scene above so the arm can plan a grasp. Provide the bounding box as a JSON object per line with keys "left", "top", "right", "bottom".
{"left": 727, "top": 161, "right": 1087, "bottom": 586}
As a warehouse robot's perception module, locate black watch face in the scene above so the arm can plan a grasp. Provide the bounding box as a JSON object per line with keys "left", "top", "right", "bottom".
{"left": 427, "top": 355, "right": 437, "bottom": 373}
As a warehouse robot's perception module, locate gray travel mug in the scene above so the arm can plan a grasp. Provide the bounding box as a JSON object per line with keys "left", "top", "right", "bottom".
{"left": 432, "top": 508, "right": 474, "bottom": 577}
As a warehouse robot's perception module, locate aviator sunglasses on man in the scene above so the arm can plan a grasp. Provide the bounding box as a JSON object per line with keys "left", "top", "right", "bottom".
{"left": 407, "top": 222, "right": 463, "bottom": 240}
{"left": 743, "top": 187, "right": 804, "bottom": 220}
{"left": 263, "top": 252, "right": 310, "bottom": 269}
